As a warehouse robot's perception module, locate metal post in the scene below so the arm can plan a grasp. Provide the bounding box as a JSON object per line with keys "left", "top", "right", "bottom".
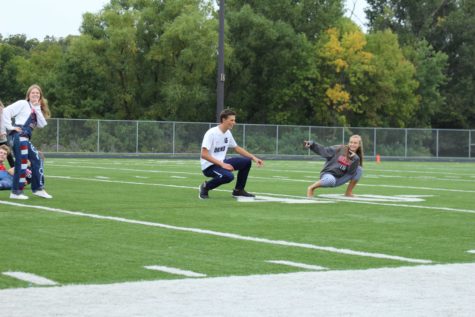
{"left": 308, "top": 126, "right": 311, "bottom": 155}
{"left": 172, "top": 122, "right": 176, "bottom": 155}
{"left": 469, "top": 130, "right": 472, "bottom": 158}
{"left": 97, "top": 120, "right": 100, "bottom": 153}
{"left": 405, "top": 129, "right": 408, "bottom": 158}
{"left": 56, "top": 119, "right": 60, "bottom": 152}
{"left": 373, "top": 128, "right": 377, "bottom": 157}
{"left": 436, "top": 129, "right": 439, "bottom": 158}
{"left": 136, "top": 121, "right": 139, "bottom": 153}
{"left": 216, "top": 0, "right": 225, "bottom": 122}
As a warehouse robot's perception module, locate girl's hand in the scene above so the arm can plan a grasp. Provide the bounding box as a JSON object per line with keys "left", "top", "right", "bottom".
{"left": 30, "top": 96, "right": 40, "bottom": 106}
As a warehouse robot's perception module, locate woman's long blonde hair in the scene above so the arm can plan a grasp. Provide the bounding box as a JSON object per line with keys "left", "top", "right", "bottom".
{"left": 26, "top": 84, "right": 51, "bottom": 119}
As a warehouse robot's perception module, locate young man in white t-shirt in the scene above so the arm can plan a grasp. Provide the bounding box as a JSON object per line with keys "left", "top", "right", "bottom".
{"left": 199, "top": 109, "right": 264, "bottom": 199}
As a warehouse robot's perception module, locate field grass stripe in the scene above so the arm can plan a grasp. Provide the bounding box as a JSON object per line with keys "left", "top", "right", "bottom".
{"left": 2, "top": 272, "right": 58, "bottom": 286}
{"left": 266, "top": 260, "right": 327, "bottom": 271}
{"left": 47, "top": 176, "right": 475, "bottom": 213}
{"left": 49, "top": 170, "right": 475, "bottom": 193}
{"left": 0, "top": 200, "right": 432, "bottom": 264}
{"left": 144, "top": 265, "right": 206, "bottom": 277}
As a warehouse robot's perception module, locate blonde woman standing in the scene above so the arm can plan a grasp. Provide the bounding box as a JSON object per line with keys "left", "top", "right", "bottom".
{"left": 2, "top": 84, "right": 52, "bottom": 199}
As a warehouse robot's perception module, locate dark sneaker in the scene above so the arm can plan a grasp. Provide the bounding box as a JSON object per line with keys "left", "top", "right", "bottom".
{"left": 199, "top": 182, "right": 209, "bottom": 199}
{"left": 232, "top": 189, "right": 255, "bottom": 198}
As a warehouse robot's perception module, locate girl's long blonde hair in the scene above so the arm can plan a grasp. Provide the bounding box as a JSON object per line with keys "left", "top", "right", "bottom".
{"left": 343, "top": 134, "right": 364, "bottom": 166}
{"left": 26, "top": 84, "right": 51, "bottom": 119}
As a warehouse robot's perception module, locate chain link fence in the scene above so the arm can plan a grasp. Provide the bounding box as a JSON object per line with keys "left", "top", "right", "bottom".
{"left": 34, "top": 118, "right": 475, "bottom": 160}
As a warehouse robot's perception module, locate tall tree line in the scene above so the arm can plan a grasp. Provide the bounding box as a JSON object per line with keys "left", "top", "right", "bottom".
{"left": 0, "top": 0, "right": 472, "bottom": 128}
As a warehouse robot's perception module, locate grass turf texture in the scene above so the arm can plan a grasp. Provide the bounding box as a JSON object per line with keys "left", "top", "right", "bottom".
{"left": 1, "top": 158, "right": 474, "bottom": 289}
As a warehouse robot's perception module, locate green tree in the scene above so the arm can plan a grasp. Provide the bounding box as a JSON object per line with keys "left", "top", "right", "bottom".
{"left": 227, "top": 0, "right": 343, "bottom": 40}
{"left": 404, "top": 39, "right": 448, "bottom": 127}
{"left": 361, "top": 30, "right": 419, "bottom": 127}
{"left": 225, "top": 4, "right": 318, "bottom": 124}
{"left": 365, "top": 0, "right": 474, "bottom": 128}
{"left": 314, "top": 19, "right": 375, "bottom": 126}
{"left": 142, "top": 0, "right": 217, "bottom": 121}
{"left": 55, "top": 0, "right": 217, "bottom": 121}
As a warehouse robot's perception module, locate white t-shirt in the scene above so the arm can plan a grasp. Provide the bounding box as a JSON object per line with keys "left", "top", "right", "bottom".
{"left": 2, "top": 100, "right": 48, "bottom": 131}
{"left": 200, "top": 126, "right": 237, "bottom": 170}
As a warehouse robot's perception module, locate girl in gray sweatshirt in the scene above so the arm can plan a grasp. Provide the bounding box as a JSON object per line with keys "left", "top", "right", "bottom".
{"left": 304, "top": 135, "right": 364, "bottom": 197}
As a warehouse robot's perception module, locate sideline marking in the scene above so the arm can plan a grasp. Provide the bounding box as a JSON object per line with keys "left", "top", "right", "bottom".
{"left": 318, "top": 194, "right": 432, "bottom": 203}
{"left": 144, "top": 265, "right": 206, "bottom": 277}
{"left": 266, "top": 260, "right": 327, "bottom": 271}
{"left": 237, "top": 195, "right": 333, "bottom": 204}
{"left": 360, "top": 183, "right": 475, "bottom": 193}
{"left": 0, "top": 200, "right": 432, "bottom": 264}
{"left": 2, "top": 272, "right": 58, "bottom": 286}
{"left": 323, "top": 199, "right": 475, "bottom": 214}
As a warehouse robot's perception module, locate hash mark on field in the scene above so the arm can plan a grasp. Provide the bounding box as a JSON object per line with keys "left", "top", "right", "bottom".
{"left": 2, "top": 272, "right": 58, "bottom": 286}
{"left": 0, "top": 200, "right": 433, "bottom": 264}
{"left": 144, "top": 265, "right": 206, "bottom": 277}
{"left": 266, "top": 260, "right": 327, "bottom": 271}
{"left": 467, "top": 250, "right": 475, "bottom": 254}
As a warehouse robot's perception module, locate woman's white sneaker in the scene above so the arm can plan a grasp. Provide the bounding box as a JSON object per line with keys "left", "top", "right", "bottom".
{"left": 33, "top": 190, "right": 53, "bottom": 199}
{"left": 10, "top": 193, "right": 29, "bottom": 200}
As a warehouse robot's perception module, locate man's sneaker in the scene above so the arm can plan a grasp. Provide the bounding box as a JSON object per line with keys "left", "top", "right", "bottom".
{"left": 10, "top": 193, "right": 29, "bottom": 200}
{"left": 199, "top": 182, "right": 209, "bottom": 199}
{"left": 32, "top": 190, "right": 53, "bottom": 199}
{"left": 232, "top": 189, "right": 255, "bottom": 198}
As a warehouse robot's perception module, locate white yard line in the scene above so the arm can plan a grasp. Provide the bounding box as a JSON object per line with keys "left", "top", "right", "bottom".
{"left": 0, "top": 263, "right": 473, "bottom": 317}
{"left": 2, "top": 272, "right": 58, "bottom": 286}
{"left": 0, "top": 200, "right": 432, "bottom": 264}
{"left": 266, "top": 260, "right": 327, "bottom": 271}
{"left": 360, "top": 183, "right": 475, "bottom": 193}
{"left": 144, "top": 265, "right": 206, "bottom": 277}
{"left": 325, "top": 199, "right": 475, "bottom": 214}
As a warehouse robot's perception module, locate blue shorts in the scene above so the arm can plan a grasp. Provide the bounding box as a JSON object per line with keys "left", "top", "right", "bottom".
{"left": 0, "top": 171, "right": 13, "bottom": 190}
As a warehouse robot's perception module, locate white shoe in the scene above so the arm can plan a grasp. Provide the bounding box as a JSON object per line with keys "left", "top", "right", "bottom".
{"left": 10, "top": 193, "right": 29, "bottom": 200}
{"left": 33, "top": 190, "right": 53, "bottom": 199}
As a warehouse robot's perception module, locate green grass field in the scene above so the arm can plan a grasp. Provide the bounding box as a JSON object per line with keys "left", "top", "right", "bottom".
{"left": 1, "top": 158, "right": 474, "bottom": 289}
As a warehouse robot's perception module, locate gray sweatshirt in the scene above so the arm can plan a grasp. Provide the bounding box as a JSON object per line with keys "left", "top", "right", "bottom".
{"left": 308, "top": 141, "right": 360, "bottom": 178}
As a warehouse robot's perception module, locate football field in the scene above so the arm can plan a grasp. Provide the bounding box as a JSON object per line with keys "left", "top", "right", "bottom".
{"left": 1, "top": 158, "right": 474, "bottom": 315}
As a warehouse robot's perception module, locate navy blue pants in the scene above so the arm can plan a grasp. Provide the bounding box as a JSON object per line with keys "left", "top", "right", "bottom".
{"left": 202, "top": 157, "right": 252, "bottom": 190}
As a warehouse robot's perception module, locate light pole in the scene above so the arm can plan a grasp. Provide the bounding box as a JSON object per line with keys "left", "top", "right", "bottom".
{"left": 216, "top": 0, "right": 225, "bottom": 122}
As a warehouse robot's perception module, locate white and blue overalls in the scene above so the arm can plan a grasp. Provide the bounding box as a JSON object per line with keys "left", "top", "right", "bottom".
{"left": 9, "top": 106, "right": 45, "bottom": 195}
